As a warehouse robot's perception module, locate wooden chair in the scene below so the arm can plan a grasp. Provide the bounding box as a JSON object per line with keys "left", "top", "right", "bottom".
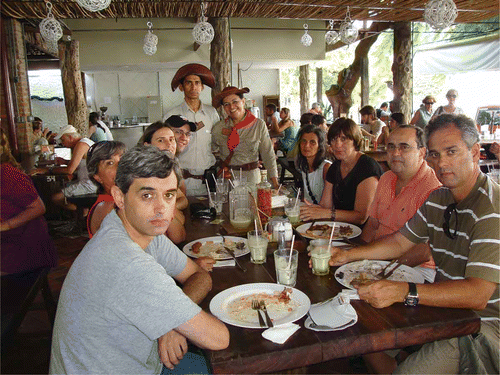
{"left": 66, "top": 193, "right": 99, "bottom": 233}
{"left": 1, "top": 267, "right": 57, "bottom": 352}
{"left": 276, "top": 157, "right": 302, "bottom": 190}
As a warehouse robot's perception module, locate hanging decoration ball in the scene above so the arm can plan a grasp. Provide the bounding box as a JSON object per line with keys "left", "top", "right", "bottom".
{"left": 143, "top": 22, "right": 158, "bottom": 56}
{"left": 39, "top": 3, "right": 63, "bottom": 42}
{"left": 339, "top": 21, "right": 358, "bottom": 44}
{"left": 75, "top": 0, "right": 111, "bottom": 12}
{"left": 192, "top": 20, "right": 214, "bottom": 44}
{"left": 325, "top": 20, "right": 340, "bottom": 45}
{"left": 143, "top": 43, "right": 157, "bottom": 56}
{"left": 424, "top": 0, "right": 458, "bottom": 30}
{"left": 301, "top": 24, "right": 312, "bottom": 47}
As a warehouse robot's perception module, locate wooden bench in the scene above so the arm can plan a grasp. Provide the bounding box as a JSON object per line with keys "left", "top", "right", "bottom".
{"left": 1, "top": 267, "right": 57, "bottom": 352}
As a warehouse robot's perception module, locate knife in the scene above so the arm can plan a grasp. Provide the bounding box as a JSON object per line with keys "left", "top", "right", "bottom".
{"left": 223, "top": 246, "right": 247, "bottom": 272}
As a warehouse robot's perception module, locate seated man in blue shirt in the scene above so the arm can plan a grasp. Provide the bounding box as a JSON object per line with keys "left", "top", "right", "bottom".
{"left": 50, "top": 146, "right": 229, "bottom": 374}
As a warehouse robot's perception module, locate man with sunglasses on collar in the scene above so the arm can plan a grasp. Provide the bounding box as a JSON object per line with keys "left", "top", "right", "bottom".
{"left": 329, "top": 114, "right": 499, "bottom": 373}
{"left": 164, "top": 64, "right": 220, "bottom": 196}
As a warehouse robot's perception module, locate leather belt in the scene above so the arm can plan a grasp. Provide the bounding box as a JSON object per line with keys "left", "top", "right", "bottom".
{"left": 228, "top": 161, "right": 259, "bottom": 171}
{"left": 182, "top": 169, "right": 204, "bottom": 180}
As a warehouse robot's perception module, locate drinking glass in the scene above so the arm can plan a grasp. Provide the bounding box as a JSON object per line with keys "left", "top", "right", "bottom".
{"left": 274, "top": 249, "right": 298, "bottom": 287}
{"left": 309, "top": 239, "right": 331, "bottom": 276}
{"left": 208, "top": 191, "right": 224, "bottom": 215}
{"left": 216, "top": 178, "right": 229, "bottom": 202}
{"left": 247, "top": 230, "right": 268, "bottom": 264}
{"left": 284, "top": 198, "right": 300, "bottom": 225}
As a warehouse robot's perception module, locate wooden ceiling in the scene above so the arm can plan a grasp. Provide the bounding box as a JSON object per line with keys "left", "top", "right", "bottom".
{"left": 1, "top": 0, "right": 498, "bottom": 24}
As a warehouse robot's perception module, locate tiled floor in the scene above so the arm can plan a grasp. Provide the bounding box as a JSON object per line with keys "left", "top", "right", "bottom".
{"left": 1, "top": 224, "right": 370, "bottom": 375}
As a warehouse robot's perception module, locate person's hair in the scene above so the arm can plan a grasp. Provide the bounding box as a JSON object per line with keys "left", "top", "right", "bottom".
{"left": 311, "top": 114, "right": 326, "bottom": 126}
{"left": 115, "top": 145, "right": 182, "bottom": 194}
{"left": 425, "top": 114, "right": 479, "bottom": 149}
{"left": 87, "top": 141, "right": 126, "bottom": 182}
{"left": 89, "top": 111, "right": 106, "bottom": 131}
{"left": 300, "top": 112, "right": 315, "bottom": 127}
{"left": 32, "top": 122, "right": 42, "bottom": 131}
{"left": 138, "top": 121, "right": 170, "bottom": 145}
{"left": 266, "top": 103, "right": 277, "bottom": 112}
{"left": 359, "top": 105, "right": 376, "bottom": 117}
{"left": 311, "top": 102, "right": 321, "bottom": 109}
{"left": 390, "top": 112, "right": 406, "bottom": 126}
{"left": 395, "top": 125, "right": 425, "bottom": 149}
{"left": 327, "top": 117, "right": 363, "bottom": 151}
{"left": 295, "top": 124, "right": 327, "bottom": 173}
{"left": 446, "top": 89, "right": 458, "bottom": 97}
{"left": 34, "top": 117, "right": 42, "bottom": 122}
{"left": 380, "top": 102, "right": 388, "bottom": 109}
{"left": 279, "top": 107, "right": 290, "bottom": 120}
{"left": 0, "top": 128, "right": 21, "bottom": 169}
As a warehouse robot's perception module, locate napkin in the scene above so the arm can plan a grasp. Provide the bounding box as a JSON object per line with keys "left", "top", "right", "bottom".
{"left": 213, "top": 259, "right": 236, "bottom": 267}
{"left": 307, "top": 294, "right": 358, "bottom": 329}
{"left": 262, "top": 322, "right": 300, "bottom": 344}
{"left": 271, "top": 195, "right": 288, "bottom": 208}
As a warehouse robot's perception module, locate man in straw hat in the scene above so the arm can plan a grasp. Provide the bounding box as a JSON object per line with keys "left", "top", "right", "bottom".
{"left": 164, "top": 63, "right": 219, "bottom": 196}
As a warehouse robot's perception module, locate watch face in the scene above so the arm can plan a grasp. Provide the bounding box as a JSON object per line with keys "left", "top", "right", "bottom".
{"left": 405, "top": 296, "right": 419, "bottom": 307}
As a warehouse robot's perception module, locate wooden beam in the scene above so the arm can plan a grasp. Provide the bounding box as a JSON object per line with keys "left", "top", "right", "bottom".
{"left": 210, "top": 18, "right": 231, "bottom": 113}
{"left": 299, "top": 65, "right": 309, "bottom": 115}
{"left": 316, "top": 67, "right": 323, "bottom": 105}
{"left": 392, "top": 22, "right": 412, "bottom": 122}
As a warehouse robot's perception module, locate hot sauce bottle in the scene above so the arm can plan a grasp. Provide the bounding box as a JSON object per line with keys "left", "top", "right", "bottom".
{"left": 257, "top": 169, "right": 272, "bottom": 225}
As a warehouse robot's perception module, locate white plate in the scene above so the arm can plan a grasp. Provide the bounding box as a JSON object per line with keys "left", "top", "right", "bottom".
{"left": 335, "top": 260, "right": 425, "bottom": 289}
{"left": 304, "top": 316, "right": 357, "bottom": 332}
{"left": 296, "top": 221, "right": 361, "bottom": 240}
{"left": 182, "top": 236, "right": 249, "bottom": 260}
{"left": 209, "top": 283, "right": 311, "bottom": 329}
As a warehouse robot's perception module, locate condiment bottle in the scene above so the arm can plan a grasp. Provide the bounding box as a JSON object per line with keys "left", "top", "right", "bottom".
{"left": 257, "top": 169, "right": 272, "bottom": 225}
{"left": 277, "top": 222, "right": 286, "bottom": 250}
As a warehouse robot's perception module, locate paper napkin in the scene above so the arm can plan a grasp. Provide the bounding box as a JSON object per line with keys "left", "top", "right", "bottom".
{"left": 213, "top": 259, "right": 236, "bottom": 268}
{"left": 308, "top": 294, "right": 358, "bottom": 329}
{"left": 262, "top": 322, "right": 300, "bottom": 344}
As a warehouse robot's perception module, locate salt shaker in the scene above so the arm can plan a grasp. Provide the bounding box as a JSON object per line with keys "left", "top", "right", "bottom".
{"left": 277, "top": 222, "right": 286, "bottom": 250}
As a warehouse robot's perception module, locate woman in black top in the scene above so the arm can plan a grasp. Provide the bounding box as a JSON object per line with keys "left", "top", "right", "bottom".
{"left": 300, "top": 118, "right": 383, "bottom": 225}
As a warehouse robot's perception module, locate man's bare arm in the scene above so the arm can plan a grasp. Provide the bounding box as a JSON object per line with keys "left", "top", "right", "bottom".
{"left": 174, "top": 258, "right": 211, "bottom": 303}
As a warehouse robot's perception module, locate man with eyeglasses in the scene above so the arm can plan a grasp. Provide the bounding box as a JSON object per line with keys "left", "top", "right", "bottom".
{"left": 360, "top": 125, "right": 441, "bottom": 284}
{"left": 330, "top": 114, "right": 499, "bottom": 373}
{"left": 164, "top": 64, "right": 219, "bottom": 196}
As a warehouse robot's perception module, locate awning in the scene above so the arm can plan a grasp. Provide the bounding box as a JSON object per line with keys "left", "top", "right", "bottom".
{"left": 413, "top": 32, "right": 500, "bottom": 75}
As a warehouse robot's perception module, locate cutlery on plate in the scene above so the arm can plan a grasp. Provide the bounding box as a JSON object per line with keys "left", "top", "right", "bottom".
{"left": 376, "top": 259, "right": 397, "bottom": 278}
{"left": 340, "top": 236, "right": 357, "bottom": 246}
{"left": 217, "top": 232, "right": 247, "bottom": 272}
{"left": 380, "top": 261, "right": 403, "bottom": 280}
{"left": 252, "top": 299, "right": 265, "bottom": 328}
{"left": 259, "top": 300, "right": 274, "bottom": 327}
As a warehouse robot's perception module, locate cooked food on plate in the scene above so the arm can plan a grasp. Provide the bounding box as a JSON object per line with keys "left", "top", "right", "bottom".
{"left": 305, "top": 223, "right": 354, "bottom": 239}
{"left": 191, "top": 238, "right": 245, "bottom": 259}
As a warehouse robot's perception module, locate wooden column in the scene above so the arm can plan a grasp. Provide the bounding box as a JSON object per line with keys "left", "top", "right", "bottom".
{"left": 316, "top": 67, "right": 323, "bottom": 105}
{"left": 360, "top": 55, "right": 369, "bottom": 107}
{"left": 392, "top": 22, "right": 412, "bottom": 122}
{"left": 299, "top": 65, "right": 309, "bottom": 115}
{"left": 59, "top": 40, "right": 87, "bottom": 135}
{"left": 210, "top": 17, "right": 231, "bottom": 109}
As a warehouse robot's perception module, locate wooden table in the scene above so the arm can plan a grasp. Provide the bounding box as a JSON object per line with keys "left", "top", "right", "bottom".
{"left": 182, "top": 197, "right": 480, "bottom": 374}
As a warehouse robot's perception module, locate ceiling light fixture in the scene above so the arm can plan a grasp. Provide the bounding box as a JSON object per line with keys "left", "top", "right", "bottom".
{"left": 424, "top": 0, "right": 458, "bottom": 29}
{"left": 339, "top": 6, "right": 358, "bottom": 45}
{"left": 193, "top": 2, "right": 214, "bottom": 45}
{"left": 75, "top": 0, "right": 111, "bottom": 12}
{"left": 143, "top": 21, "right": 158, "bottom": 56}
{"left": 325, "top": 19, "right": 340, "bottom": 45}
{"left": 39, "top": 2, "right": 63, "bottom": 43}
{"left": 301, "top": 24, "right": 313, "bottom": 47}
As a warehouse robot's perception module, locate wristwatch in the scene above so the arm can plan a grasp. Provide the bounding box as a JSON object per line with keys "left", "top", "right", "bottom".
{"left": 404, "top": 282, "right": 419, "bottom": 306}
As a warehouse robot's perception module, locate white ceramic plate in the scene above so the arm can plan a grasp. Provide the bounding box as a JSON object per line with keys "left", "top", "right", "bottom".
{"left": 209, "top": 283, "right": 311, "bottom": 329}
{"left": 335, "top": 260, "right": 425, "bottom": 290}
{"left": 296, "top": 221, "right": 361, "bottom": 240}
{"left": 182, "top": 236, "right": 249, "bottom": 260}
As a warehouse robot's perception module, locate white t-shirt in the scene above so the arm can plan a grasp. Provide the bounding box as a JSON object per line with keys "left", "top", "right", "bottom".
{"left": 49, "top": 210, "right": 201, "bottom": 374}
{"left": 361, "top": 119, "right": 384, "bottom": 139}
{"left": 97, "top": 120, "right": 114, "bottom": 140}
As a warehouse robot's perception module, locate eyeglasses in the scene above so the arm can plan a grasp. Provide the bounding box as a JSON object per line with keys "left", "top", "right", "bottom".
{"left": 172, "top": 128, "right": 192, "bottom": 138}
{"left": 423, "top": 102, "right": 434, "bottom": 105}
{"left": 386, "top": 143, "right": 417, "bottom": 153}
{"left": 443, "top": 203, "right": 458, "bottom": 239}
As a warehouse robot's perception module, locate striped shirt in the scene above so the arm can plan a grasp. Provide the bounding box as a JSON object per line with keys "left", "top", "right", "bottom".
{"left": 400, "top": 173, "right": 499, "bottom": 323}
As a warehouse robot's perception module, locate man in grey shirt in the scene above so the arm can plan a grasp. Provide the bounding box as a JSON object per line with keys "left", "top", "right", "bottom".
{"left": 50, "top": 146, "right": 229, "bottom": 374}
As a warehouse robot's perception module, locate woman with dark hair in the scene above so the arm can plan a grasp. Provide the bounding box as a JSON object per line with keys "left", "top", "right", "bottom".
{"left": 1, "top": 129, "right": 57, "bottom": 274}
{"left": 295, "top": 125, "right": 331, "bottom": 205}
{"left": 276, "top": 107, "right": 298, "bottom": 154}
{"left": 138, "top": 121, "right": 177, "bottom": 155}
{"left": 89, "top": 112, "right": 113, "bottom": 142}
{"left": 300, "top": 118, "right": 383, "bottom": 225}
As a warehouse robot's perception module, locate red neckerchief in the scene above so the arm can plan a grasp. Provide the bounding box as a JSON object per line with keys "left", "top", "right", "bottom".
{"left": 227, "top": 110, "right": 256, "bottom": 152}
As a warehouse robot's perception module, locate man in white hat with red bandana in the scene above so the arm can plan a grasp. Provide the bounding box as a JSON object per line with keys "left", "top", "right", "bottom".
{"left": 164, "top": 63, "right": 220, "bottom": 196}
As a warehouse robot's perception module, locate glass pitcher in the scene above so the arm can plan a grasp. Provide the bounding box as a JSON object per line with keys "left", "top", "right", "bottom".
{"left": 229, "top": 184, "right": 253, "bottom": 230}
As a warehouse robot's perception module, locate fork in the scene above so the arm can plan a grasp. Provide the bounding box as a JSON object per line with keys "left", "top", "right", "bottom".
{"left": 252, "top": 299, "right": 265, "bottom": 328}
{"left": 259, "top": 300, "right": 274, "bottom": 327}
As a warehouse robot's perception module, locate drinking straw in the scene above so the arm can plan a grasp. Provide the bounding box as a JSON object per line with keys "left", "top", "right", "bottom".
{"left": 206, "top": 184, "right": 213, "bottom": 207}
{"left": 248, "top": 192, "right": 263, "bottom": 231}
{"left": 287, "top": 234, "right": 296, "bottom": 269}
{"left": 277, "top": 184, "right": 282, "bottom": 195}
{"left": 294, "top": 187, "right": 301, "bottom": 209}
{"left": 240, "top": 167, "right": 242, "bottom": 181}
{"left": 231, "top": 170, "right": 236, "bottom": 180}
{"left": 326, "top": 222, "right": 336, "bottom": 255}
{"left": 212, "top": 174, "right": 218, "bottom": 186}
{"left": 228, "top": 179, "right": 235, "bottom": 189}
{"left": 254, "top": 219, "right": 260, "bottom": 245}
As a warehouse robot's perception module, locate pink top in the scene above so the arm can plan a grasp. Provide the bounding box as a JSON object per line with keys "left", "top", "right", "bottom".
{"left": 368, "top": 161, "right": 441, "bottom": 269}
